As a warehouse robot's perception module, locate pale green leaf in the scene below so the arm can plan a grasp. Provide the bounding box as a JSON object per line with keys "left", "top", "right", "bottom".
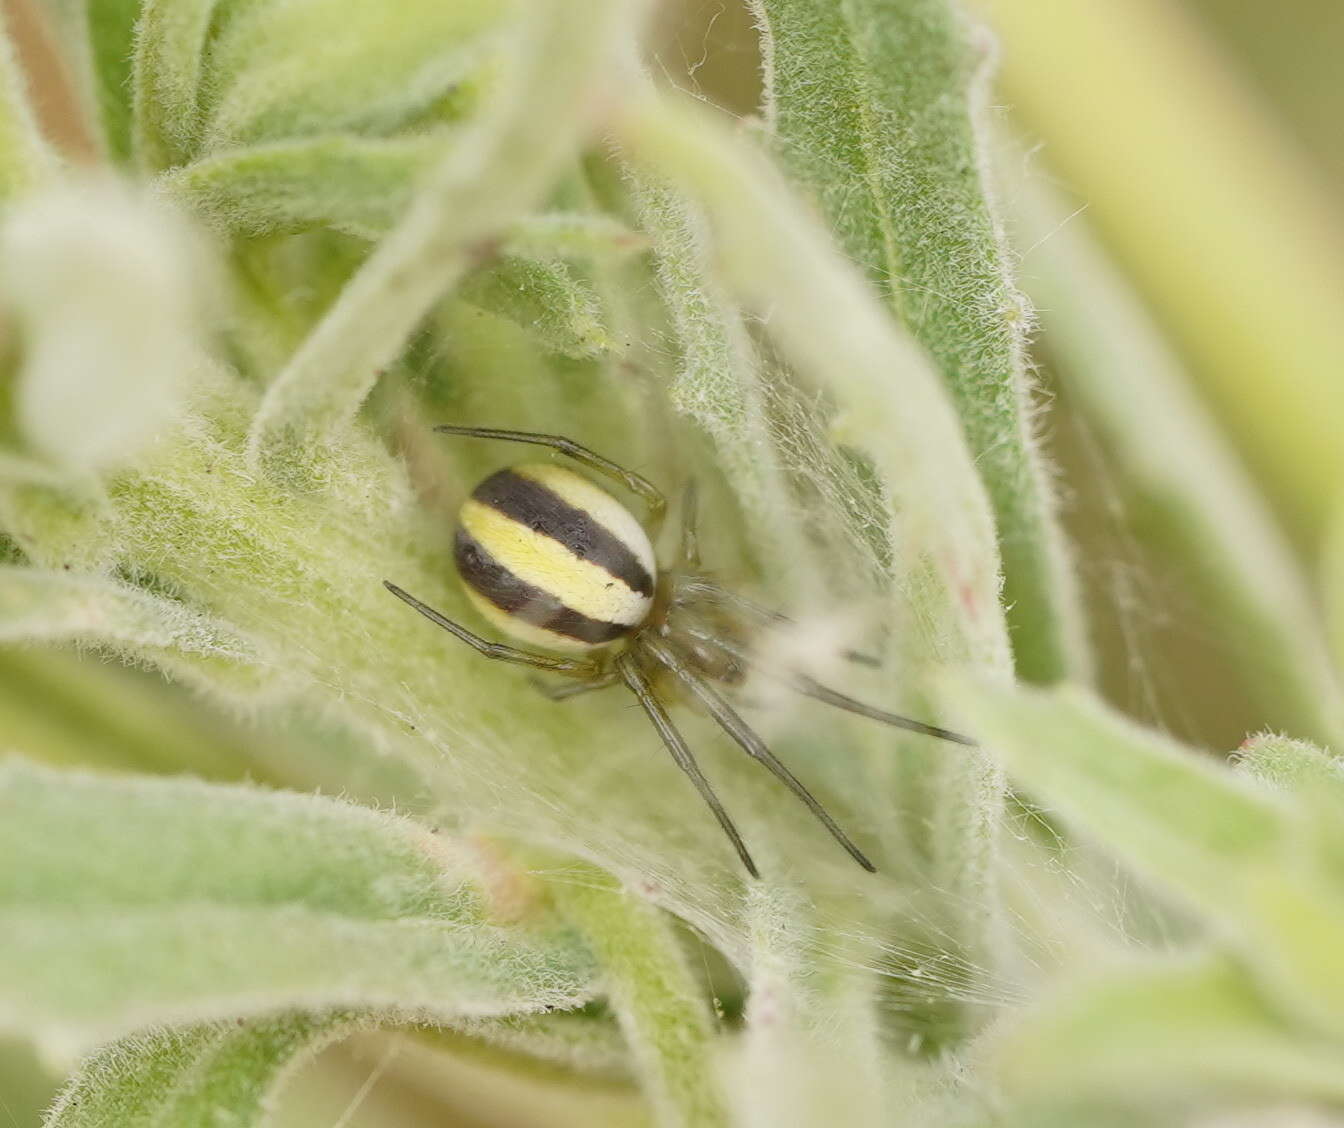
{"left": 0, "top": 567, "right": 271, "bottom": 695}
{"left": 502, "top": 213, "right": 648, "bottom": 262}
{"left": 996, "top": 953, "right": 1344, "bottom": 1105}
{"left": 437, "top": 1010, "right": 632, "bottom": 1081}
{"left": 162, "top": 139, "right": 647, "bottom": 251}
{"left": 1235, "top": 734, "right": 1344, "bottom": 885}
{"left": 730, "top": 884, "right": 887, "bottom": 1128}
{"left": 619, "top": 166, "right": 818, "bottom": 598}
{"left": 461, "top": 257, "right": 610, "bottom": 359}
{"left": 1236, "top": 733, "right": 1344, "bottom": 798}
{"left": 159, "top": 132, "right": 444, "bottom": 238}
{"left": 941, "top": 677, "right": 1344, "bottom": 1038}
{"left": 246, "top": 0, "right": 647, "bottom": 481}
{"left": 131, "top": 0, "right": 217, "bottom": 171}
{"left": 0, "top": 761, "right": 596, "bottom": 1042}
{"left": 749, "top": 0, "right": 1089, "bottom": 684}
{"left": 618, "top": 89, "right": 1009, "bottom": 673}
{"left": 554, "top": 867, "right": 727, "bottom": 1128}
{"left": 0, "top": 645, "right": 246, "bottom": 777}
{"left": 45, "top": 1011, "right": 362, "bottom": 1128}
{"left": 0, "top": 475, "right": 111, "bottom": 574}
{"left": 200, "top": 0, "right": 499, "bottom": 149}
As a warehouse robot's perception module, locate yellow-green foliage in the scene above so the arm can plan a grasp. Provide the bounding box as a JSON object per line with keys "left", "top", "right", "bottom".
{"left": 0, "top": 1, "right": 1341, "bottom": 1126}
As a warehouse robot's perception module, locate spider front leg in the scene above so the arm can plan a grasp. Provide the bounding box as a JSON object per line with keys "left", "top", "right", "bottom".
{"left": 433, "top": 424, "right": 667, "bottom": 534}
{"left": 383, "top": 582, "right": 601, "bottom": 676}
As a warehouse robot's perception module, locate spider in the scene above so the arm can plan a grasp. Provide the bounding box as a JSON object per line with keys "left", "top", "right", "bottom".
{"left": 384, "top": 425, "right": 974, "bottom": 878}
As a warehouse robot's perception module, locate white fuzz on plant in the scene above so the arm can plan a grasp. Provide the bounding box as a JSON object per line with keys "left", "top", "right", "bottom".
{"left": 0, "top": 179, "right": 213, "bottom": 472}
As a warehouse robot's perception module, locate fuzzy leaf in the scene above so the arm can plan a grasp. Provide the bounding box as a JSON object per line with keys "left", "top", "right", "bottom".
{"left": 941, "top": 677, "right": 1344, "bottom": 1038}
{"left": 461, "top": 256, "right": 610, "bottom": 359}
{"left": 0, "top": 567, "right": 271, "bottom": 694}
{"left": 0, "top": 474, "right": 111, "bottom": 574}
{"left": 996, "top": 953, "right": 1344, "bottom": 1105}
{"left": 502, "top": 213, "right": 648, "bottom": 262}
{"left": 0, "top": 644, "right": 248, "bottom": 778}
{"left": 200, "top": 0, "right": 499, "bottom": 149}
{"left": 554, "top": 868, "right": 727, "bottom": 1128}
{"left": 45, "top": 1011, "right": 363, "bottom": 1128}
{"left": 619, "top": 166, "right": 817, "bottom": 599}
{"left": 164, "top": 141, "right": 649, "bottom": 250}
{"left": 0, "top": 761, "right": 597, "bottom": 1041}
{"left": 0, "top": 456, "right": 111, "bottom": 573}
{"left": 160, "top": 132, "right": 443, "bottom": 237}
{"left": 246, "top": 0, "right": 645, "bottom": 478}
{"left": 731, "top": 884, "right": 887, "bottom": 1128}
{"left": 619, "top": 90, "right": 1009, "bottom": 672}
{"left": 131, "top": 0, "right": 217, "bottom": 171}
{"left": 1234, "top": 734, "right": 1344, "bottom": 885}
{"left": 1235, "top": 734, "right": 1344, "bottom": 798}
{"left": 749, "top": 0, "right": 1088, "bottom": 684}
{"left": 436, "top": 1010, "right": 632, "bottom": 1081}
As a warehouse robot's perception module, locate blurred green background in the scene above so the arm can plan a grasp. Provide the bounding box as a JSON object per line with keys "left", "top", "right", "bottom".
{"left": 3, "top": 0, "right": 1343, "bottom": 1123}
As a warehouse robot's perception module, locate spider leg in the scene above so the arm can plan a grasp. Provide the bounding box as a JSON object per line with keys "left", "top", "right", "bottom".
{"left": 615, "top": 651, "right": 759, "bottom": 878}
{"left": 682, "top": 626, "right": 976, "bottom": 747}
{"left": 433, "top": 424, "right": 666, "bottom": 532}
{"left": 790, "top": 673, "right": 977, "bottom": 746}
{"left": 672, "top": 577, "right": 879, "bottom": 667}
{"left": 641, "top": 637, "right": 876, "bottom": 873}
{"left": 383, "top": 582, "right": 600, "bottom": 676}
{"left": 530, "top": 670, "right": 621, "bottom": 701}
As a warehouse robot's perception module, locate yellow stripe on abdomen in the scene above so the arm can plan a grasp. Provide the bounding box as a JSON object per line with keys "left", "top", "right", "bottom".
{"left": 459, "top": 499, "right": 653, "bottom": 628}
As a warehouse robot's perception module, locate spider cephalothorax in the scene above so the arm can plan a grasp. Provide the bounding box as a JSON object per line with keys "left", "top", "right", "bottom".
{"left": 385, "top": 425, "right": 973, "bottom": 877}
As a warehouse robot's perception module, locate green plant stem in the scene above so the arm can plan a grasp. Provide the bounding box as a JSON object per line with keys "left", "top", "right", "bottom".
{"left": 245, "top": 0, "right": 646, "bottom": 480}
{"left": 553, "top": 870, "right": 727, "bottom": 1128}
{"left": 1011, "top": 167, "right": 1344, "bottom": 749}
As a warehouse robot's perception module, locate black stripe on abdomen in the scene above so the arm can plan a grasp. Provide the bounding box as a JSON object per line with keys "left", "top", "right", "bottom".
{"left": 471, "top": 469, "right": 654, "bottom": 598}
{"left": 453, "top": 528, "right": 632, "bottom": 645}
